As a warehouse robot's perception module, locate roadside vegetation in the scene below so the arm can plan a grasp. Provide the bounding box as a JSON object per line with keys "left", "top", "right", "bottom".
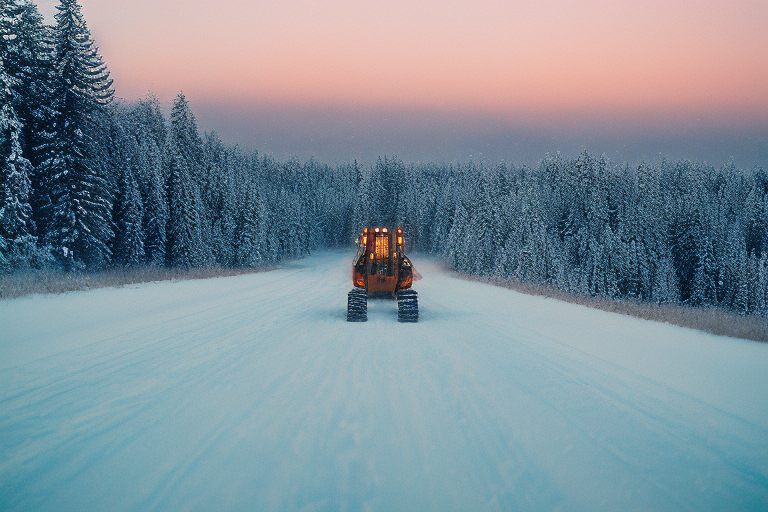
{"left": 449, "top": 270, "right": 767, "bottom": 343}
{"left": 0, "top": 264, "right": 274, "bottom": 300}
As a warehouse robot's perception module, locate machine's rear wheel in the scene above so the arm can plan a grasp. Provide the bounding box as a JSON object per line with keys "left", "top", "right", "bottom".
{"left": 397, "top": 289, "right": 418, "bottom": 323}
{"left": 347, "top": 288, "right": 368, "bottom": 322}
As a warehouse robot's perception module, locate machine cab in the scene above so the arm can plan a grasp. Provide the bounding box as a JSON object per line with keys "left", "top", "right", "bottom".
{"left": 353, "top": 227, "right": 413, "bottom": 296}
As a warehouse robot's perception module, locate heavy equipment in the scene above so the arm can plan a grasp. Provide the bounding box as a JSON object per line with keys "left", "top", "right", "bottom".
{"left": 347, "top": 227, "right": 418, "bottom": 323}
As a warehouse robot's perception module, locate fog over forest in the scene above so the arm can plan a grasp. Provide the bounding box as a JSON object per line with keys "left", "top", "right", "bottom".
{"left": 191, "top": 101, "right": 768, "bottom": 169}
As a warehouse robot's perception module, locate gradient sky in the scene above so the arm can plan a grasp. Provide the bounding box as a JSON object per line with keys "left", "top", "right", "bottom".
{"left": 34, "top": 0, "right": 768, "bottom": 167}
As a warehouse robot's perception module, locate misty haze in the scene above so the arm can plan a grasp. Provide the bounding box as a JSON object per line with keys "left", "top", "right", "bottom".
{"left": 31, "top": 0, "right": 768, "bottom": 169}
{"left": 192, "top": 102, "right": 768, "bottom": 168}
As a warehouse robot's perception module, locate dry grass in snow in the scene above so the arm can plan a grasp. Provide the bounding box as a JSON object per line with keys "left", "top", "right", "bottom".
{"left": 449, "top": 272, "right": 767, "bottom": 343}
{"left": 0, "top": 265, "right": 275, "bottom": 301}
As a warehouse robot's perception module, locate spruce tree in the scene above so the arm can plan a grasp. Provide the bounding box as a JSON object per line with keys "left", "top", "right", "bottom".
{"left": 166, "top": 148, "right": 200, "bottom": 268}
{"left": 469, "top": 172, "right": 496, "bottom": 275}
{"left": 113, "top": 165, "right": 145, "bottom": 266}
{"left": 139, "top": 136, "right": 167, "bottom": 265}
{"left": 168, "top": 92, "right": 209, "bottom": 264}
{"left": 257, "top": 193, "right": 275, "bottom": 263}
{"left": 757, "top": 252, "right": 768, "bottom": 315}
{"left": 0, "top": 53, "right": 37, "bottom": 267}
{"left": 169, "top": 92, "right": 203, "bottom": 183}
{"left": 39, "top": 0, "right": 114, "bottom": 267}
{"left": 0, "top": 229, "right": 7, "bottom": 271}
{"left": 131, "top": 93, "right": 166, "bottom": 150}
{"left": 236, "top": 191, "right": 260, "bottom": 267}
{"left": 125, "top": 98, "right": 167, "bottom": 265}
{"left": 744, "top": 181, "right": 767, "bottom": 256}
{"left": 447, "top": 202, "right": 469, "bottom": 271}
{"left": 1, "top": 0, "right": 54, "bottom": 165}
{"left": 0, "top": 114, "right": 38, "bottom": 267}
{"left": 734, "top": 248, "right": 750, "bottom": 313}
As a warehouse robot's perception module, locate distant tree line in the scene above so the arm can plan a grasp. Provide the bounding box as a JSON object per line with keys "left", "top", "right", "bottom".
{"left": 354, "top": 156, "right": 768, "bottom": 316}
{"left": 1, "top": 0, "right": 766, "bottom": 315}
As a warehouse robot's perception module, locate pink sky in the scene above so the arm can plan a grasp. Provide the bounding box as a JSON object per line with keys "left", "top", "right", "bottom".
{"left": 34, "top": 0, "right": 768, "bottom": 164}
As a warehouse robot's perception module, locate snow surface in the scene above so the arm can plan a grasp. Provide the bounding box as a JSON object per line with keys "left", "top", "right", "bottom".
{"left": 1, "top": 250, "right": 766, "bottom": 511}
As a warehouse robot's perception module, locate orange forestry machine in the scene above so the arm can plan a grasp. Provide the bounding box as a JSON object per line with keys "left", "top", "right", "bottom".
{"left": 347, "top": 227, "right": 418, "bottom": 322}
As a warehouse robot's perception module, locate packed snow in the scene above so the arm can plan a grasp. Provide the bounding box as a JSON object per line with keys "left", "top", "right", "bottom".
{"left": 1, "top": 250, "right": 766, "bottom": 511}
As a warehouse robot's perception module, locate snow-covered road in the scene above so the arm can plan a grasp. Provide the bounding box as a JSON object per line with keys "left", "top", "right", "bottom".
{"left": 1, "top": 251, "right": 767, "bottom": 511}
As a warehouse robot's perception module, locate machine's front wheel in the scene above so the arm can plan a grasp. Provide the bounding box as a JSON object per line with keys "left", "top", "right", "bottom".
{"left": 347, "top": 288, "right": 368, "bottom": 322}
{"left": 397, "top": 289, "right": 418, "bottom": 323}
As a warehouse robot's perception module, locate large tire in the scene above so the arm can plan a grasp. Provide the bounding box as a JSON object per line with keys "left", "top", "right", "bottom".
{"left": 397, "top": 289, "right": 418, "bottom": 323}
{"left": 347, "top": 288, "right": 368, "bottom": 322}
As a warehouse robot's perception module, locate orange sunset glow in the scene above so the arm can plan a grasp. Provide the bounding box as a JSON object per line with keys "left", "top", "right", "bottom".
{"left": 34, "top": 0, "right": 768, "bottom": 165}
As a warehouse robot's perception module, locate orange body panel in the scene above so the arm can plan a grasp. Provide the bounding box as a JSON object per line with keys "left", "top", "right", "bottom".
{"left": 352, "top": 226, "right": 414, "bottom": 296}
{"left": 367, "top": 275, "right": 398, "bottom": 295}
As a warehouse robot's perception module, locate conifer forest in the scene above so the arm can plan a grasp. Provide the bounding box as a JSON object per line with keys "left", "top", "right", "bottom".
{"left": 1, "top": 0, "right": 766, "bottom": 316}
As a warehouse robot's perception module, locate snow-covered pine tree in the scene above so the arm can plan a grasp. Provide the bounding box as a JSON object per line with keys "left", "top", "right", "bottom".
{"left": 0, "top": 52, "right": 36, "bottom": 267}
{"left": 602, "top": 224, "right": 620, "bottom": 298}
{"left": 39, "top": 0, "right": 114, "bottom": 268}
{"left": 744, "top": 179, "right": 767, "bottom": 257}
{"left": 690, "top": 236, "right": 717, "bottom": 306}
{"left": 492, "top": 234, "right": 517, "bottom": 280}
{"left": 370, "top": 156, "right": 404, "bottom": 227}
{"left": 113, "top": 164, "right": 144, "bottom": 266}
{"left": 670, "top": 205, "right": 700, "bottom": 303}
{"left": 131, "top": 93, "right": 166, "bottom": 151}
{"left": 235, "top": 190, "right": 260, "bottom": 267}
{"left": 446, "top": 201, "right": 470, "bottom": 272}
{"left": 139, "top": 135, "right": 167, "bottom": 265}
{"left": 288, "top": 191, "right": 307, "bottom": 259}
{"left": 273, "top": 188, "right": 290, "bottom": 260}
{"left": 0, "top": 31, "right": 18, "bottom": 183}
{"left": 202, "top": 132, "right": 237, "bottom": 265}
{"left": 0, "top": 229, "right": 7, "bottom": 270}
{"left": 653, "top": 255, "right": 679, "bottom": 304}
{"left": 1, "top": 0, "right": 54, "bottom": 164}
{"left": 212, "top": 180, "right": 237, "bottom": 266}
{"left": 758, "top": 251, "right": 768, "bottom": 315}
{"left": 265, "top": 197, "right": 280, "bottom": 264}
{"left": 430, "top": 178, "right": 456, "bottom": 254}
{"left": 734, "top": 247, "right": 750, "bottom": 314}
{"left": 0, "top": 100, "right": 38, "bottom": 267}
{"left": 352, "top": 168, "right": 372, "bottom": 234}
{"left": 169, "top": 92, "right": 204, "bottom": 184}
{"left": 25, "top": 21, "right": 58, "bottom": 237}
{"left": 466, "top": 169, "right": 497, "bottom": 275}
{"left": 586, "top": 236, "right": 602, "bottom": 296}
{"left": 625, "top": 239, "right": 642, "bottom": 299}
{"left": 123, "top": 98, "right": 164, "bottom": 246}
{"left": 168, "top": 92, "right": 210, "bottom": 264}
{"left": 165, "top": 147, "right": 201, "bottom": 268}
{"left": 1, "top": 18, "right": 41, "bottom": 262}
{"left": 746, "top": 250, "right": 760, "bottom": 313}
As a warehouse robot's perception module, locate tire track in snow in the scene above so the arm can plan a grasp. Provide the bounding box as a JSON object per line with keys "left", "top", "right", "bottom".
{"left": 1, "top": 251, "right": 766, "bottom": 511}
{"left": 417, "top": 259, "right": 768, "bottom": 509}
